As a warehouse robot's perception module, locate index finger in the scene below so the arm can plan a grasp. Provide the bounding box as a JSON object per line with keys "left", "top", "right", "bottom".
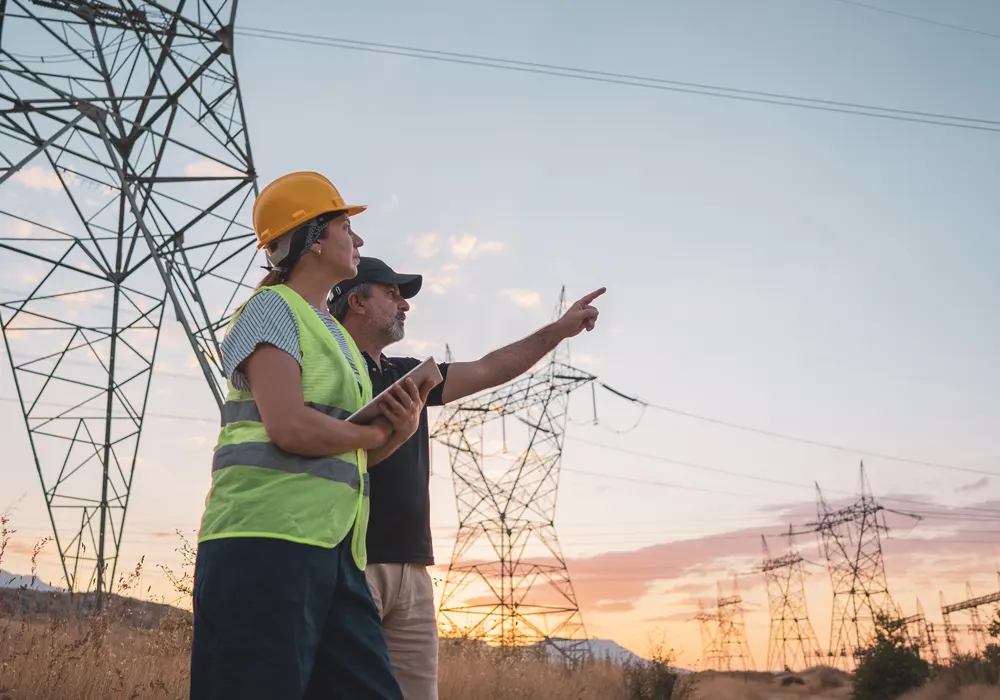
{"left": 575, "top": 287, "right": 606, "bottom": 307}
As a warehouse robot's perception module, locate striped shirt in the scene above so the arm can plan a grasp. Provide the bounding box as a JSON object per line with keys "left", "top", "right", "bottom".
{"left": 221, "top": 289, "right": 363, "bottom": 392}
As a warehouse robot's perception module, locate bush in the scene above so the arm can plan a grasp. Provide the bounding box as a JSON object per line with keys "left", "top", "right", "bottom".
{"left": 620, "top": 641, "right": 693, "bottom": 700}
{"left": 852, "top": 613, "right": 931, "bottom": 700}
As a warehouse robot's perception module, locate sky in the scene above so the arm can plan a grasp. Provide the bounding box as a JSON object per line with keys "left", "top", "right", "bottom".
{"left": 2, "top": 0, "right": 1000, "bottom": 669}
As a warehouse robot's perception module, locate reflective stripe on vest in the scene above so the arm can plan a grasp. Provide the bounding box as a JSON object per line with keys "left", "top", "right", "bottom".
{"left": 212, "top": 442, "right": 370, "bottom": 495}
{"left": 220, "top": 400, "right": 352, "bottom": 426}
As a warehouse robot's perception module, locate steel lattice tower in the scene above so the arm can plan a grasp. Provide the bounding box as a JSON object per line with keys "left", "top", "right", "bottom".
{"left": 694, "top": 601, "right": 722, "bottom": 671}
{"left": 430, "top": 288, "right": 593, "bottom": 661}
{"left": 715, "top": 577, "right": 756, "bottom": 672}
{"left": 0, "top": 0, "right": 257, "bottom": 595}
{"left": 891, "top": 598, "right": 938, "bottom": 665}
{"left": 940, "top": 583, "right": 1000, "bottom": 660}
{"left": 761, "top": 527, "right": 821, "bottom": 671}
{"left": 810, "top": 463, "right": 895, "bottom": 669}
{"left": 694, "top": 580, "right": 755, "bottom": 672}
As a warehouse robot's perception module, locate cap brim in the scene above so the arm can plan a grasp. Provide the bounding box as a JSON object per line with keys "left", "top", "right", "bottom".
{"left": 394, "top": 274, "right": 422, "bottom": 299}
{"left": 345, "top": 204, "right": 367, "bottom": 216}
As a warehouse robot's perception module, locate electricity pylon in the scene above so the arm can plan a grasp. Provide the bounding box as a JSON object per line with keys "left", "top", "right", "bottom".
{"left": 941, "top": 583, "right": 1000, "bottom": 660}
{"left": 890, "top": 598, "right": 938, "bottom": 664}
{"left": 431, "top": 288, "right": 593, "bottom": 662}
{"left": 809, "top": 463, "right": 897, "bottom": 669}
{"left": 0, "top": 0, "right": 258, "bottom": 596}
{"left": 715, "top": 577, "right": 756, "bottom": 671}
{"left": 694, "top": 601, "right": 722, "bottom": 671}
{"left": 761, "top": 527, "right": 821, "bottom": 671}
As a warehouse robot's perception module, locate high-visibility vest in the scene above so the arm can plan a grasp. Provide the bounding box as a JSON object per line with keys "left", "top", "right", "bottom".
{"left": 197, "top": 284, "right": 374, "bottom": 570}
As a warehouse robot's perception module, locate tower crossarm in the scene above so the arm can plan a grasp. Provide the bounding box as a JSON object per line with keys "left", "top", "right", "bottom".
{"left": 942, "top": 591, "right": 1000, "bottom": 615}
{"left": 761, "top": 553, "right": 804, "bottom": 572}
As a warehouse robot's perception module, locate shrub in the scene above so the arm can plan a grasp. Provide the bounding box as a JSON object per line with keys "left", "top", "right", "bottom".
{"left": 852, "top": 613, "right": 931, "bottom": 700}
{"left": 620, "top": 640, "right": 694, "bottom": 700}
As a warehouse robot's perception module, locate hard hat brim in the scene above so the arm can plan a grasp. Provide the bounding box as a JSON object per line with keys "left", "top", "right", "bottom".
{"left": 256, "top": 203, "right": 367, "bottom": 250}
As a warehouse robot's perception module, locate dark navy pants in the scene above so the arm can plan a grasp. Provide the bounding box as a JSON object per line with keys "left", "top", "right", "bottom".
{"left": 190, "top": 534, "right": 403, "bottom": 700}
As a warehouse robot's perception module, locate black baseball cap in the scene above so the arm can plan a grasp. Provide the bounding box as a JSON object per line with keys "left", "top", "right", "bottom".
{"left": 328, "top": 256, "right": 423, "bottom": 304}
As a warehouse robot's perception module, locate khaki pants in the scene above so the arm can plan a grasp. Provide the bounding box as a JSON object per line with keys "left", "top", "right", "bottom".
{"left": 365, "top": 564, "right": 439, "bottom": 700}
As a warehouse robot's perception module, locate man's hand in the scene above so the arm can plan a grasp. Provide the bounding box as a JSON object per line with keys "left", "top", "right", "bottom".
{"left": 377, "top": 377, "right": 437, "bottom": 443}
{"left": 554, "top": 287, "right": 606, "bottom": 339}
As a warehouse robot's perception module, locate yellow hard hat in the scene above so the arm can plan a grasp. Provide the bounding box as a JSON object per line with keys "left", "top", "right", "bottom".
{"left": 252, "top": 171, "right": 367, "bottom": 250}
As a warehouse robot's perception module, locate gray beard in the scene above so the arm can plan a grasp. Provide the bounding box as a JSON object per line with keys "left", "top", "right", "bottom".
{"left": 379, "top": 319, "right": 404, "bottom": 346}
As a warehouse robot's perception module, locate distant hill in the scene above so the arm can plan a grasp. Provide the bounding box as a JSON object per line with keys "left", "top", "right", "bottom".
{"left": 0, "top": 569, "right": 61, "bottom": 591}
{"left": 535, "top": 637, "right": 692, "bottom": 673}
{"left": 0, "top": 571, "right": 187, "bottom": 628}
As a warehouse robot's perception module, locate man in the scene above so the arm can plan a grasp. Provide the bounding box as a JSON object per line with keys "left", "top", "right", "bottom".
{"left": 328, "top": 257, "right": 604, "bottom": 700}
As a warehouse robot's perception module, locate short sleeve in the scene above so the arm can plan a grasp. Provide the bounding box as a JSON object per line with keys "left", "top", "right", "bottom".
{"left": 427, "top": 363, "right": 450, "bottom": 407}
{"left": 221, "top": 290, "right": 301, "bottom": 392}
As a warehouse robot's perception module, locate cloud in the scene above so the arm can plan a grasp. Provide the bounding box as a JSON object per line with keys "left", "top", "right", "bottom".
{"left": 184, "top": 160, "right": 243, "bottom": 178}
{"left": 955, "top": 477, "right": 990, "bottom": 494}
{"left": 13, "top": 167, "right": 76, "bottom": 191}
{"left": 503, "top": 289, "right": 541, "bottom": 308}
{"left": 449, "top": 235, "right": 504, "bottom": 260}
{"left": 398, "top": 337, "right": 432, "bottom": 354}
{"left": 411, "top": 233, "right": 440, "bottom": 259}
{"left": 14, "top": 221, "right": 32, "bottom": 238}
{"left": 450, "top": 235, "right": 478, "bottom": 259}
{"left": 544, "top": 493, "right": 1000, "bottom": 617}
{"left": 61, "top": 289, "right": 106, "bottom": 307}
{"left": 427, "top": 276, "right": 454, "bottom": 295}
{"left": 573, "top": 352, "right": 601, "bottom": 367}
{"left": 388, "top": 193, "right": 399, "bottom": 212}
{"left": 442, "top": 263, "right": 459, "bottom": 272}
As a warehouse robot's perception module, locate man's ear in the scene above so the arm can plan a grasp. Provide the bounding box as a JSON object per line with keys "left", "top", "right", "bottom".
{"left": 347, "top": 291, "right": 366, "bottom": 316}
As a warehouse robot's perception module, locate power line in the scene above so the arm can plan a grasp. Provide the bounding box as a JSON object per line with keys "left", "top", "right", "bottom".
{"left": 6, "top": 391, "right": 998, "bottom": 520}
{"left": 823, "top": 0, "right": 1000, "bottom": 40}
{"left": 598, "top": 383, "right": 999, "bottom": 478}
{"left": 561, "top": 466, "right": 752, "bottom": 498}
{"left": 567, "top": 434, "right": 1000, "bottom": 518}
{"left": 233, "top": 26, "right": 1000, "bottom": 134}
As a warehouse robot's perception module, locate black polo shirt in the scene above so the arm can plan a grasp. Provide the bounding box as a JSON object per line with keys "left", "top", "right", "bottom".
{"left": 363, "top": 353, "right": 450, "bottom": 566}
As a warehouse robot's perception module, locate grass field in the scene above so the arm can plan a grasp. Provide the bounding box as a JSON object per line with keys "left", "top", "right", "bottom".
{"left": 6, "top": 595, "right": 1000, "bottom": 700}
{"left": 4, "top": 522, "right": 1000, "bottom": 699}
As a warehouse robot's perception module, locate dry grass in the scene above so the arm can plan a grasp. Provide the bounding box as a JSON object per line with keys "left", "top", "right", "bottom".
{"left": 901, "top": 682, "right": 1000, "bottom": 700}
{"left": 0, "top": 617, "right": 642, "bottom": 700}
{"left": 2, "top": 519, "right": 998, "bottom": 700}
{"left": 688, "top": 669, "right": 852, "bottom": 700}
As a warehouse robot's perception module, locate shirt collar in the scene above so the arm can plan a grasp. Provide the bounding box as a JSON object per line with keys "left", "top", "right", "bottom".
{"left": 362, "top": 351, "right": 390, "bottom": 372}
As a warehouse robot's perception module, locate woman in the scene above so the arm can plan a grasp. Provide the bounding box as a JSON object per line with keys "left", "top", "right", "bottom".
{"left": 190, "top": 172, "right": 431, "bottom": 700}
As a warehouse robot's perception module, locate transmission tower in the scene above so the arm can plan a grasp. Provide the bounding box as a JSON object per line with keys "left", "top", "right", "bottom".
{"left": 890, "top": 598, "right": 938, "bottom": 665}
{"left": 940, "top": 583, "right": 1000, "bottom": 660}
{"left": 761, "top": 526, "right": 821, "bottom": 671}
{"left": 809, "top": 463, "right": 896, "bottom": 669}
{"left": 0, "top": 0, "right": 257, "bottom": 596}
{"left": 694, "top": 601, "right": 723, "bottom": 671}
{"left": 431, "top": 288, "right": 593, "bottom": 662}
{"left": 715, "top": 577, "right": 756, "bottom": 671}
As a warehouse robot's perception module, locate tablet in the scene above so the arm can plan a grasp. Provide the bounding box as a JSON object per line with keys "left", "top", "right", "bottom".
{"left": 346, "top": 356, "right": 444, "bottom": 424}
